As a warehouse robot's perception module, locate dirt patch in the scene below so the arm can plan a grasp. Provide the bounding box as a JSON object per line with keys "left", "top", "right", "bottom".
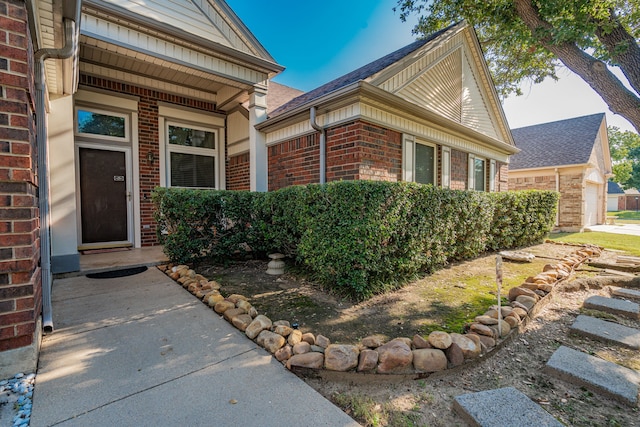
{"left": 198, "top": 243, "right": 639, "bottom": 426}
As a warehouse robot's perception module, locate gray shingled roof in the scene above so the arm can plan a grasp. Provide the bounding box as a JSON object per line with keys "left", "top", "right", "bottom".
{"left": 510, "top": 113, "right": 605, "bottom": 170}
{"left": 608, "top": 181, "right": 625, "bottom": 194}
{"left": 269, "top": 23, "right": 458, "bottom": 118}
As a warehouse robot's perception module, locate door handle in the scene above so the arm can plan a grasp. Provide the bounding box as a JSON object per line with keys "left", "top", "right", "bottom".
{"left": 127, "top": 191, "right": 132, "bottom": 201}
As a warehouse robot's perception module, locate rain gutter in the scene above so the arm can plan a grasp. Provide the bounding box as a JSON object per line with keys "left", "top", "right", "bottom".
{"left": 34, "top": 2, "right": 81, "bottom": 332}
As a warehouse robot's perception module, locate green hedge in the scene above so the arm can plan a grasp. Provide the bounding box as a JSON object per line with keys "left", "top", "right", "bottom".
{"left": 153, "top": 182, "right": 558, "bottom": 300}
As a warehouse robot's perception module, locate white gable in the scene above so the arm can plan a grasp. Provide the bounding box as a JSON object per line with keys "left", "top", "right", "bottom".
{"left": 96, "top": 0, "right": 268, "bottom": 59}
{"left": 461, "top": 51, "right": 500, "bottom": 140}
{"left": 373, "top": 27, "right": 508, "bottom": 144}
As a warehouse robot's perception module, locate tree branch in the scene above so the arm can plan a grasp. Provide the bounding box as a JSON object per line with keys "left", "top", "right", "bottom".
{"left": 594, "top": 11, "right": 640, "bottom": 95}
{"left": 513, "top": 0, "right": 640, "bottom": 132}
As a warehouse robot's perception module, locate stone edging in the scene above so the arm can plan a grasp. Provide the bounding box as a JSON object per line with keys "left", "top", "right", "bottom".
{"left": 157, "top": 244, "right": 602, "bottom": 375}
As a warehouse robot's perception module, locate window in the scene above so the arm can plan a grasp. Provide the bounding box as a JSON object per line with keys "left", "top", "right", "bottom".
{"left": 166, "top": 123, "right": 217, "bottom": 188}
{"left": 76, "top": 108, "right": 128, "bottom": 141}
{"left": 415, "top": 143, "right": 435, "bottom": 185}
{"left": 469, "top": 156, "right": 485, "bottom": 191}
{"left": 402, "top": 135, "right": 437, "bottom": 186}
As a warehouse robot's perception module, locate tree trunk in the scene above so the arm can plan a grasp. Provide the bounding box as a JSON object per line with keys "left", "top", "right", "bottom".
{"left": 514, "top": 0, "right": 640, "bottom": 133}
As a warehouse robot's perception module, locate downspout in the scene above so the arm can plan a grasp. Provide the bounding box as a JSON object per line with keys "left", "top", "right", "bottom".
{"left": 555, "top": 168, "right": 560, "bottom": 227}
{"left": 35, "top": 6, "right": 81, "bottom": 332}
{"left": 309, "top": 107, "right": 326, "bottom": 184}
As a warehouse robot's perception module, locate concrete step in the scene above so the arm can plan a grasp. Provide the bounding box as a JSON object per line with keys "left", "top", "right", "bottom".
{"left": 453, "top": 387, "right": 563, "bottom": 427}
{"left": 544, "top": 345, "right": 640, "bottom": 406}
{"left": 583, "top": 295, "right": 639, "bottom": 319}
{"left": 611, "top": 287, "right": 640, "bottom": 302}
{"left": 570, "top": 315, "right": 640, "bottom": 349}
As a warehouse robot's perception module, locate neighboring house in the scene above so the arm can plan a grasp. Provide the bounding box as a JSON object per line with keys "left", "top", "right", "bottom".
{"left": 607, "top": 181, "right": 625, "bottom": 211}
{"left": 508, "top": 114, "right": 612, "bottom": 231}
{"left": 0, "top": 2, "right": 516, "bottom": 374}
{"left": 620, "top": 188, "right": 640, "bottom": 211}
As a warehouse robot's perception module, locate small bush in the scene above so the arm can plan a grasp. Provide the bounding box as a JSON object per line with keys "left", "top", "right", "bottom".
{"left": 153, "top": 183, "right": 558, "bottom": 300}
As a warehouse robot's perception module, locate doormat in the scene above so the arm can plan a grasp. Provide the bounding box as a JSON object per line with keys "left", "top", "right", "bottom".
{"left": 86, "top": 266, "right": 148, "bottom": 279}
{"left": 81, "top": 247, "right": 131, "bottom": 255}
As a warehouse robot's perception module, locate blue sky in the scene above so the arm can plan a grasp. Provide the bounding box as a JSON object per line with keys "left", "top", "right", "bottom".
{"left": 226, "top": 0, "right": 635, "bottom": 132}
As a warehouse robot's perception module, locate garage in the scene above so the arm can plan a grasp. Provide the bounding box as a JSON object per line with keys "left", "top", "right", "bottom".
{"left": 585, "top": 183, "right": 600, "bottom": 226}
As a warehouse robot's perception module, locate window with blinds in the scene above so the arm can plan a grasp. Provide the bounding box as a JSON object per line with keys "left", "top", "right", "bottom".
{"left": 166, "top": 123, "right": 217, "bottom": 189}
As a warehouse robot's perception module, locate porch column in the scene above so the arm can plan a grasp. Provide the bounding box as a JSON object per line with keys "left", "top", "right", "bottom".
{"left": 249, "top": 86, "right": 268, "bottom": 192}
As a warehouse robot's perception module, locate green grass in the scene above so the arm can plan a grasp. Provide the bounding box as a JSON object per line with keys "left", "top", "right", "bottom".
{"left": 548, "top": 232, "right": 640, "bottom": 256}
{"left": 607, "top": 210, "right": 640, "bottom": 222}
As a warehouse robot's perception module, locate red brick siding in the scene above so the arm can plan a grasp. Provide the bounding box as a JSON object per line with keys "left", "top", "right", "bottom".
{"left": 268, "top": 121, "right": 402, "bottom": 191}
{"left": 268, "top": 134, "right": 320, "bottom": 191}
{"left": 496, "top": 161, "right": 508, "bottom": 192}
{"left": 0, "top": 0, "right": 41, "bottom": 352}
{"left": 450, "top": 149, "right": 468, "bottom": 190}
{"left": 344, "top": 122, "right": 401, "bottom": 182}
{"left": 226, "top": 152, "right": 250, "bottom": 190}
{"left": 78, "top": 75, "right": 217, "bottom": 245}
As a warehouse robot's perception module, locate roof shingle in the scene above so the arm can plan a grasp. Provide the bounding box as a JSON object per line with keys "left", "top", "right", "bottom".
{"left": 510, "top": 113, "right": 606, "bottom": 170}
{"left": 608, "top": 181, "right": 625, "bottom": 194}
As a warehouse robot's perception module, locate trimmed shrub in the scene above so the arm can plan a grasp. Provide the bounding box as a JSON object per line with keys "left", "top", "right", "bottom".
{"left": 487, "top": 190, "right": 559, "bottom": 250}
{"left": 153, "top": 188, "right": 264, "bottom": 264}
{"left": 153, "top": 183, "right": 558, "bottom": 300}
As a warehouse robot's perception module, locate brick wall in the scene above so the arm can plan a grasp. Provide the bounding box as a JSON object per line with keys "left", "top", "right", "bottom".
{"left": 268, "top": 133, "right": 319, "bottom": 191}
{"left": 226, "top": 152, "right": 250, "bottom": 190}
{"left": 496, "top": 161, "right": 508, "bottom": 192}
{"left": 79, "top": 75, "right": 217, "bottom": 245}
{"left": 0, "top": 0, "right": 41, "bottom": 352}
{"left": 268, "top": 120, "right": 402, "bottom": 191}
{"left": 509, "top": 172, "right": 584, "bottom": 230}
{"left": 450, "top": 149, "right": 468, "bottom": 190}
{"left": 333, "top": 121, "right": 401, "bottom": 182}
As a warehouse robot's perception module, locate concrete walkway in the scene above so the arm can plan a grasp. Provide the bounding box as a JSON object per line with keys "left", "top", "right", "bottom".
{"left": 584, "top": 223, "right": 640, "bottom": 236}
{"left": 31, "top": 267, "right": 358, "bottom": 426}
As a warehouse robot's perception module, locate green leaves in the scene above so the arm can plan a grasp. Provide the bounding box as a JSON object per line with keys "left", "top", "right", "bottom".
{"left": 153, "top": 183, "right": 557, "bottom": 301}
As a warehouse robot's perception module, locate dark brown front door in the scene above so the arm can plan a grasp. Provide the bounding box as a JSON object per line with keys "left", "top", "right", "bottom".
{"left": 79, "top": 147, "right": 128, "bottom": 244}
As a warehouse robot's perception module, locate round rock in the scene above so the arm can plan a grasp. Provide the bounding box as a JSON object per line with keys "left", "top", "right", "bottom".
{"left": 428, "top": 331, "right": 452, "bottom": 349}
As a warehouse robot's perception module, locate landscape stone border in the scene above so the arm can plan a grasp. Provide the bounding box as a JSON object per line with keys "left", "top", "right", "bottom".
{"left": 158, "top": 244, "right": 602, "bottom": 376}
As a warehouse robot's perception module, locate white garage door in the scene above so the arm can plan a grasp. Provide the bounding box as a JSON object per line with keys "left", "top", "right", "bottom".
{"left": 585, "top": 184, "right": 599, "bottom": 226}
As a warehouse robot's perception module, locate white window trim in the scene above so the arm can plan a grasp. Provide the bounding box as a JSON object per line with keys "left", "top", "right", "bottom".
{"left": 468, "top": 155, "right": 486, "bottom": 192}
{"left": 74, "top": 106, "right": 130, "bottom": 142}
{"left": 442, "top": 146, "right": 451, "bottom": 189}
{"left": 165, "top": 121, "right": 220, "bottom": 189}
{"left": 490, "top": 160, "right": 496, "bottom": 192}
{"left": 402, "top": 134, "right": 438, "bottom": 186}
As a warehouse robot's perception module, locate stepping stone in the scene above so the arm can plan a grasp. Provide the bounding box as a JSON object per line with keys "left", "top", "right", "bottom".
{"left": 583, "top": 295, "right": 639, "bottom": 319}
{"left": 570, "top": 315, "right": 640, "bottom": 350}
{"left": 611, "top": 287, "right": 640, "bottom": 302}
{"left": 544, "top": 345, "right": 640, "bottom": 406}
{"left": 453, "top": 387, "right": 563, "bottom": 427}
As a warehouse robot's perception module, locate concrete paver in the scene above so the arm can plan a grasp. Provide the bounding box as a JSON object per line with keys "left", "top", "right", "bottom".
{"left": 31, "top": 268, "right": 359, "bottom": 427}
{"left": 583, "top": 295, "right": 639, "bottom": 319}
{"left": 612, "top": 287, "right": 640, "bottom": 301}
{"left": 570, "top": 315, "right": 640, "bottom": 349}
{"left": 544, "top": 345, "right": 640, "bottom": 406}
{"left": 453, "top": 387, "right": 563, "bottom": 427}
